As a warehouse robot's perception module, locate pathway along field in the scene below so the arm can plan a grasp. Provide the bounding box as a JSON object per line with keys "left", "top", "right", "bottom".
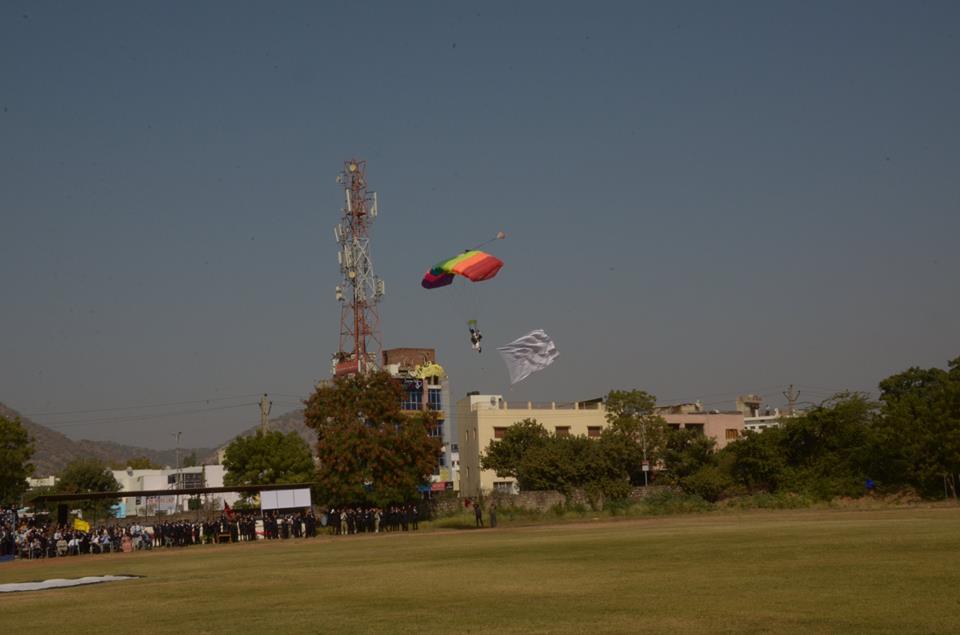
{"left": 3, "top": 507, "right": 960, "bottom": 633}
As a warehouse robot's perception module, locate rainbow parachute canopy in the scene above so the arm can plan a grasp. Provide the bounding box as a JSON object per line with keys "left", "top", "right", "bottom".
{"left": 421, "top": 250, "right": 504, "bottom": 289}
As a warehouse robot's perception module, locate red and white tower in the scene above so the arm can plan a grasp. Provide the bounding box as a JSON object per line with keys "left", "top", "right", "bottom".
{"left": 332, "top": 159, "right": 384, "bottom": 376}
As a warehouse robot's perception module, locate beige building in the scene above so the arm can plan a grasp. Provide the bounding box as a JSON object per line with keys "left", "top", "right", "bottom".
{"left": 457, "top": 394, "right": 746, "bottom": 498}
{"left": 457, "top": 395, "right": 608, "bottom": 498}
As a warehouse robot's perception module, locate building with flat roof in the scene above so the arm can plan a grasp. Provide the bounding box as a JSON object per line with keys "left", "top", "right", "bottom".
{"left": 383, "top": 348, "right": 455, "bottom": 492}
{"left": 111, "top": 464, "right": 239, "bottom": 517}
{"left": 457, "top": 394, "right": 747, "bottom": 498}
{"left": 457, "top": 395, "right": 607, "bottom": 498}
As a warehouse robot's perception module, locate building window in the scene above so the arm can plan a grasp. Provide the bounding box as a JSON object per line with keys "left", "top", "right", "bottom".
{"left": 494, "top": 481, "right": 514, "bottom": 493}
{"left": 493, "top": 427, "right": 507, "bottom": 439}
{"left": 555, "top": 426, "right": 570, "bottom": 437}
{"left": 430, "top": 420, "right": 444, "bottom": 439}
{"left": 427, "top": 389, "right": 442, "bottom": 411}
{"left": 587, "top": 426, "right": 602, "bottom": 438}
{"left": 439, "top": 454, "right": 446, "bottom": 467}
{"left": 401, "top": 388, "right": 422, "bottom": 411}
{"left": 685, "top": 423, "right": 705, "bottom": 434}
{"left": 725, "top": 428, "right": 739, "bottom": 440}
{"left": 668, "top": 424, "right": 681, "bottom": 431}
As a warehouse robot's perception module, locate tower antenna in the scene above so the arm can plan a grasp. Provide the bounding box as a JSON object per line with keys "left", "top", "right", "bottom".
{"left": 332, "top": 159, "right": 384, "bottom": 375}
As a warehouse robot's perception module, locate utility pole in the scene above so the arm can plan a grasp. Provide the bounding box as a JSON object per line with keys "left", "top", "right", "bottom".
{"left": 640, "top": 422, "right": 649, "bottom": 487}
{"left": 172, "top": 431, "right": 182, "bottom": 515}
{"left": 259, "top": 393, "right": 272, "bottom": 433}
{"left": 783, "top": 385, "right": 800, "bottom": 416}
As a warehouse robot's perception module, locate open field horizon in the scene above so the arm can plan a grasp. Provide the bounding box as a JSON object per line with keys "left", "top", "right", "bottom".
{"left": 3, "top": 506, "right": 960, "bottom": 633}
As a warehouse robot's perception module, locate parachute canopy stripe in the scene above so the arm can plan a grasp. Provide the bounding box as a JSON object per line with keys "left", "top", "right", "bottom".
{"left": 421, "top": 250, "right": 503, "bottom": 288}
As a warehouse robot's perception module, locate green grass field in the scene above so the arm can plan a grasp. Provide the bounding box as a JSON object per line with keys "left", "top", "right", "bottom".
{"left": 3, "top": 507, "right": 960, "bottom": 633}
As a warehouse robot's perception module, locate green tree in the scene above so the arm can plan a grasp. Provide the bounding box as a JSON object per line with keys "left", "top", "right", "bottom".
{"left": 604, "top": 389, "right": 669, "bottom": 483}
{"left": 876, "top": 357, "right": 960, "bottom": 497}
{"left": 109, "top": 456, "right": 162, "bottom": 470}
{"left": 57, "top": 458, "right": 121, "bottom": 518}
{"left": 777, "top": 392, "right": 877, "bottom": 498}
{"left": 480, "top": 419, "right": 632, "bottom": 500}
{"left": 304, "top": 370, "right": 441, "bottom": 507}
{"left": 182, "top": 452, "right": 199, "bottom": 468}
{"left": 662, "top": 429, "right": 719, "bottom": 483}
{"left": 480, "top": 418, "right": 549, "bottom": 481}
{"left": 520, "top": 434, "right": 630, "bottom": 499}
{"left": 222, "top": 430, "right": 314, "bottom": 487}
{"left": 723, "top": 428, "right": 786, "bottom": 493}
{"left": 0, "top": 414, "right": 35, "bottom": 506}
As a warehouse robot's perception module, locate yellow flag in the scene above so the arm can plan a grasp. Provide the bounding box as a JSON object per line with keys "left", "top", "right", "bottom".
{"left": 73, "top": 518, "right": 90, "bottom": 532}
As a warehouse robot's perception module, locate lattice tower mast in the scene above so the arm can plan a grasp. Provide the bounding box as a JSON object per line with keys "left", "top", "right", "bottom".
{"left": 333, "top": 159, "right": 384, "bottom": 375}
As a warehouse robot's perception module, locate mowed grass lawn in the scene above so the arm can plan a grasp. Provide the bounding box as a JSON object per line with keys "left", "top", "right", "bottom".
{"left": 3, "top": 507, "right": 960, "bottom": 634}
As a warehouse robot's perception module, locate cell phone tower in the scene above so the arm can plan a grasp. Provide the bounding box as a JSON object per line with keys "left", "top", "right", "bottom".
{"left": 332, "top": 159, "right": 384, "bottom": 376}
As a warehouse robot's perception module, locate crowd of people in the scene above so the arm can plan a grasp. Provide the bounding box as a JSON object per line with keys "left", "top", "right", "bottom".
{"left": 0, "top": 504, "right": 425, "bottom": 561}
{"left": 325, "top": 504, "right": 421, "bottom": 534}
{"left": 0, "top": 510, "right": 328, "bottom": 560}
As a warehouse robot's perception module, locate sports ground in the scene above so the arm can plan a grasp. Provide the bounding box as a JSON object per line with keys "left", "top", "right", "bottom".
{"left": 2, "top": 507, "right": 959, "bottom": 633}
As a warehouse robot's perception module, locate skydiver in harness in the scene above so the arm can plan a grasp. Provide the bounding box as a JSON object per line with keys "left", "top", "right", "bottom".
{"left": 468, "top": 320, "right": 482, "bottom": 354}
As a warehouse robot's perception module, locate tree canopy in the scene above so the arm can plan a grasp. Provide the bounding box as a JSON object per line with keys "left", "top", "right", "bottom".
{"left": 109, "top": 456, "right": 162, "bottom": 470}
{"left": 222, "top": 430, "right": 315, "bottom": 487}
{"left": 57, "top": 458, "right": 121, "bottom": 518}
{"left": 604, "top": 389, "right": 669, "bottom": 483}
{"left": 0, "top": 414, "right": 35, "bottom": 507}
{"left": 874, "top": 357, "right": 960, "bottom": 497}
{"left": 480, "top": 418, "right": 549, "bottom": 482}
{"left": 304, "top": 370, "right": 441, "bottom": 507}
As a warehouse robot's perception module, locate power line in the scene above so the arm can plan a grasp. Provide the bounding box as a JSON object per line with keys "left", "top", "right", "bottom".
{"left": 24, "top": 394, "right": 262, "bottom": 417}
{"left": 33, "top": 403, "right": 257, "bottom": 429}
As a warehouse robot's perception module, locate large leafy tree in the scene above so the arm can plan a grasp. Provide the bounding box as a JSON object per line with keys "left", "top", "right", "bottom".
{"left": 481, "top": 418, "right": 632, "bottom": 499}
{"left": 222, "top": 430, "right": 314, "bottom": 487}
{"left": 480, "top": 418, "right": 549, "bottom": 481}
{"left": 723, "top": 427, "right": 786, "bottom": 493}
{"left": 662, "top": 429, "right": 718, "bottom": 483}
{"left": 57, "top": 458, "right": 121, "bottom": 518}
{"left": 304, "top": 370, "right": 441, "bottom": 507}
{"left": 603, "top": 389, "right": 669, "bottom": 483}
{"left": 661, "top": 429, "right": 731, "bottom": 501}
{"left": 876, "top": 357, "right": 960, "bottom": 497}
{"left": 775, "top": 392, "right": 877, "bottom": 498}
{"left": 0, "top": 414, "right": 35, "bottom": 506}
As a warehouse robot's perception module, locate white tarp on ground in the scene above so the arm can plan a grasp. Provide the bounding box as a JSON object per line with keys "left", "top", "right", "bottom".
{"left": 259, "top": 488, "right": 312, "bottom": 510}
{"left": 497, "top": 329, "right": 559, "bottom": 384}
{"left": 0, "top": 575, "right": 140, "bottom": 593}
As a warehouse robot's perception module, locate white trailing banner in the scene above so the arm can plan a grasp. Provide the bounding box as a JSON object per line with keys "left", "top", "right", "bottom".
{"left": 497, "top": 329, "right": 559, "bottom": 385}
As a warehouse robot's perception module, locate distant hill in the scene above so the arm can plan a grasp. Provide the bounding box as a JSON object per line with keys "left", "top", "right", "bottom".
{"left": 0, "top": 402, "right": 215, "bottom": 477}
{"left": 209, "top": 408, "right": 315, "bottom": 462}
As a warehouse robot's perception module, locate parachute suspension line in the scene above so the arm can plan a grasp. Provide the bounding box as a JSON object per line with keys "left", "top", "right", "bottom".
{"left": 471, "top": 230, "right": 507, "bottom": 251}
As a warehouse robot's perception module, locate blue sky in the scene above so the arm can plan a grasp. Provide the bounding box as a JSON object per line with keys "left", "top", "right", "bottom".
{"left": 2, "top": 1, "right": 958, "bottom": 449}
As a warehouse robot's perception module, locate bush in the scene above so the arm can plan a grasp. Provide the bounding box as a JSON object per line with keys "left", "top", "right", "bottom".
{"left": 638, "top": 489, "right": 714, "bottom": 515}
{"left": 679, "top": 466, "right": 733, "bottom": 502}
{"left": 428, "top": 512, "right": 477, "bottom": 530}
{"left": 720, "top": 491, "right": 815, "bottom": 510}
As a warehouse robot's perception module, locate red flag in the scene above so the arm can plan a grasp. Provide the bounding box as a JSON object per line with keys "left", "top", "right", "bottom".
{"left": 224, "top": 501, "right": 235, "bottom": 520}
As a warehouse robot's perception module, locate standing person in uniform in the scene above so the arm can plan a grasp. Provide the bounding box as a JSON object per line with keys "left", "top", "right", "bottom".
{"left": 489, "top": 503, "right": 497, "bottom": 528}
{"left": 474, "top": 501, "right": 483, "bottom": 528}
